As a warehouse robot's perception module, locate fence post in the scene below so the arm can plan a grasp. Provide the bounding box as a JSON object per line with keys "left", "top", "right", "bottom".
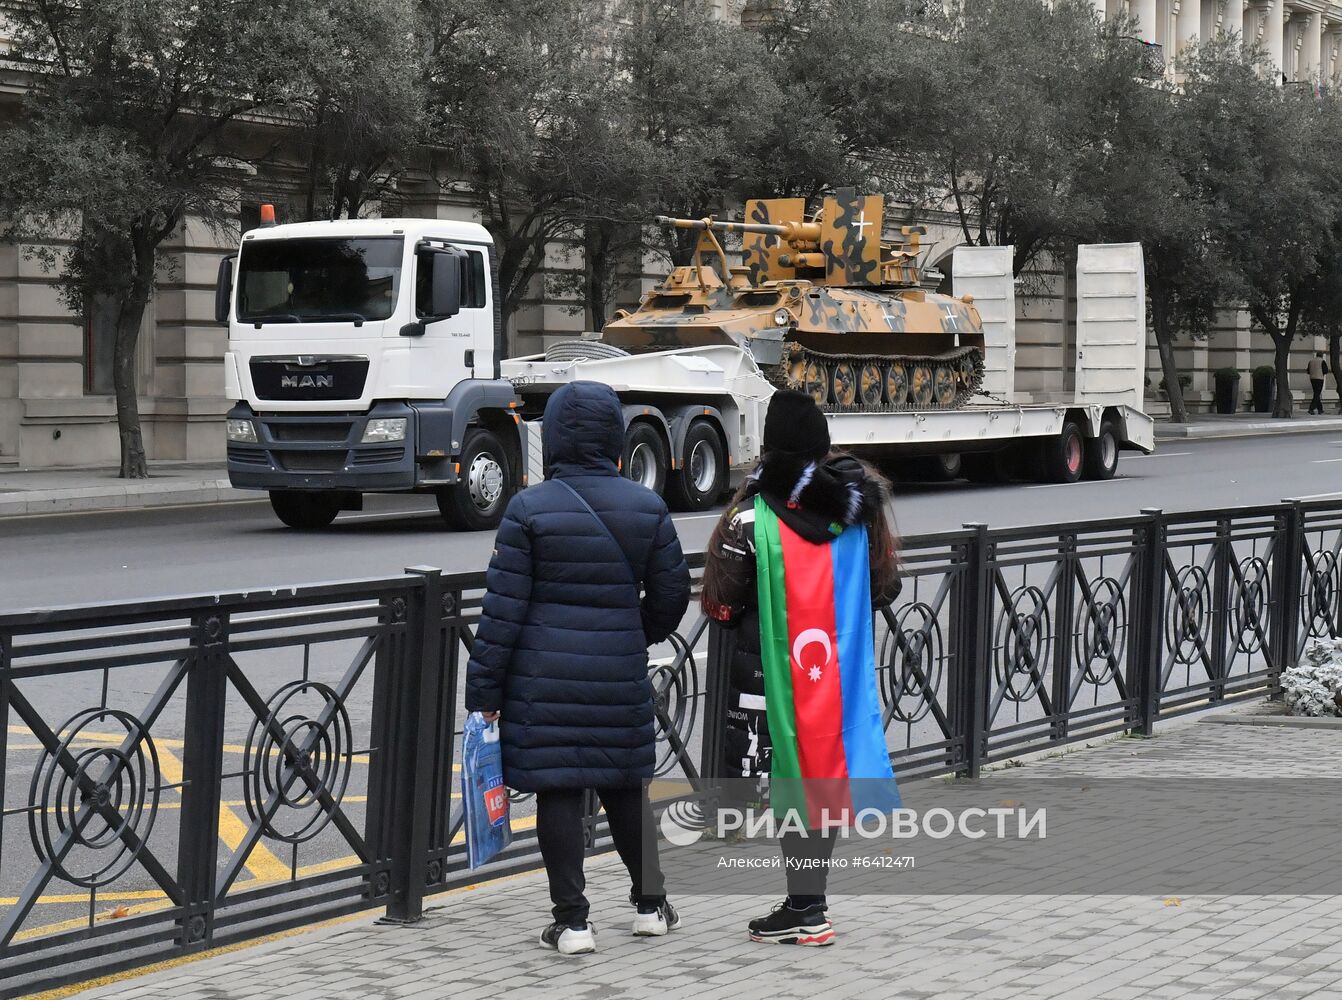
{"left": 384, "top": 567, "right": 444, "bottom": 924}
{"left": 1131, "top": 509, "right": 1165, "bottom": 736}
{"left": 1209, "top": 515, "right": 1232, "bottom": 704}
{"left": 956, "top": 524, "right": 991, "bottom": 779}
{"left": 1272, "top": 500, "right": 1305, "bottom": 695}
{"left": 1051, "top": 531, "right": 1077, "bottom": 743}
{"left": 175, "top": 612, "right": 230, "bottom": 951}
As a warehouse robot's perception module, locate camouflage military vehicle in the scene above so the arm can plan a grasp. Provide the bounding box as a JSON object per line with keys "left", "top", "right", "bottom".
{"left": 600, "top": 188, "right": 985, "bottom": 411}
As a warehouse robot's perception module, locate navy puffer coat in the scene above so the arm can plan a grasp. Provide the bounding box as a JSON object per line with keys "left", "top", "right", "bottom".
{"left": 463, "top": 381, "right": 691, "bottom": 791}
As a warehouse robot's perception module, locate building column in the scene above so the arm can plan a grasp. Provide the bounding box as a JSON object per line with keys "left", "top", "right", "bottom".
{"left": 1325, "top": 24, "right": 1342, "bottom": 82}
{"left": 1303, "top": 10, "right": 1323, "bottom": 80}
{"left": 1133, "top": 0, "right": 1159, "bottom": 42}
{"left": 1261, "top": 0, "right": 1285, "bottom": 79}
{"left": 1176, "top": 0, "right": 1203, "bottom": 53}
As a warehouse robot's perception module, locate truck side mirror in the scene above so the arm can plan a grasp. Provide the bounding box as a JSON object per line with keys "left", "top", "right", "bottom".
{"left": 430, "top": 249, "right": 464, "bottom": 320}
{"left": 215, "top": 255, "right": 235, "bottom": 324}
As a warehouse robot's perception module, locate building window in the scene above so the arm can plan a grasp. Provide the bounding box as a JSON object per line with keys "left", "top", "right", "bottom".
{"left": 84, "top": 293, "right": 117, "bottom": 395}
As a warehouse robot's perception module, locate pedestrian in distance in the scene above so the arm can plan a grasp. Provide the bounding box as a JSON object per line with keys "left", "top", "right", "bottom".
{"left": 701, "top": 388, "right": 902, "bottom": 947}
{"left": 464, "top": 380, "right": 691, "bottom": 956}
{"left": 1308, "top": 351, "right": 1330, "bottom": 415}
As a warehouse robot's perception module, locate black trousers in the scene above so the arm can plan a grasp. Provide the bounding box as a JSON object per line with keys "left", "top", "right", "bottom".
{"left": 535, "top": 786, "right": 666, "bottom": 927}
{"left": 780, "top": 828, "right": 838, "bottom": 909}
{"left": 1311, "top": 378, "right": 1325, "bottom": 414}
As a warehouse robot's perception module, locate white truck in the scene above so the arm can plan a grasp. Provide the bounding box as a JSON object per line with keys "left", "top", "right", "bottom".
{"left": 217, "top": 213, "right": 1153, "bottom": 530}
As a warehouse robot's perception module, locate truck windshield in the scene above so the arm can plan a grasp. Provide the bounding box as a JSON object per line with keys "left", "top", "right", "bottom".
{"left": 237, "top": 237, "right": 403, "bottom": 323}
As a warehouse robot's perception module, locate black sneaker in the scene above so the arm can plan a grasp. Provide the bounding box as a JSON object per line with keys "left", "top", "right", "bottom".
{"left": 747, "top": 900, "right": 834, "bottom": 946}
{"left": 632, "top": 900, "right": 681, "bottom": 936}
{"left": 539, "top": 920, "right": 597, "bottom": 955}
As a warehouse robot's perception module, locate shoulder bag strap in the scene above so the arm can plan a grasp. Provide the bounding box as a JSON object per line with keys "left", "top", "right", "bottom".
{"left": 555, "top": 479, "right": 638, "bottom": 588}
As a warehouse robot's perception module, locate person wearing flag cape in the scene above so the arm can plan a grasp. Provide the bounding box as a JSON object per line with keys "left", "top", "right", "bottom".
{"left": 702, "top": 388, "right": 903, "bottom": 947}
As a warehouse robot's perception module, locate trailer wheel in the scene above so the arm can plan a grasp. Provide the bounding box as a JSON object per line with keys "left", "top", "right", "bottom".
{"left": 1084, "top": 419, "right": 1120, "bottom": 481}
{"left": 438, "top": 428, "right": 512, "bottom": 531}
{"left": 623, "top": 422, "right": 667, "bottom": 495}
{"left": 666, "top": 420, "right": 726, "bottom": 512}
{"left": 1044, "top": 421, "right": 1086, "bottom": 484}
{"left": 269, "top": 490, "right": 341, "bottom": 530}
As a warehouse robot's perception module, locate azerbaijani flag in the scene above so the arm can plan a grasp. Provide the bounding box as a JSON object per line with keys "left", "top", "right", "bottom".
{"left": 753, "top": 495, "right": 901, "bottom": 829}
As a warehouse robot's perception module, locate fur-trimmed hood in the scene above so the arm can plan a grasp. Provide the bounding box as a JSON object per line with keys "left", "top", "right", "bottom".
{"left": 749, "top": 451, "right": 889, "bottom": 544}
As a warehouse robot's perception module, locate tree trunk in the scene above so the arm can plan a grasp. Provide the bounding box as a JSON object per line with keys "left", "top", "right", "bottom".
{"left": 1272, "top": 333, "right": 1294, "bottom": 419}
{"left": 584, "top": 221, "right": 614, "bottom": 332}
{"left": 1330, "top": 332, "right": 1342, "bottom": 414}
{"left": 113, "top": 289, "right": 150, "bottom": 479}
{"left": 1152, "top": 307, "right": 1187, "bottom": 423}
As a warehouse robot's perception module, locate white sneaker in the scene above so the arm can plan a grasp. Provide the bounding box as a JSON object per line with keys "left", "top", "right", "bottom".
{"left": 540, "top": 921, "right": 597, "bottom": 955}
{"left": 632, "top": 901, "right": 681, "bottom": 937}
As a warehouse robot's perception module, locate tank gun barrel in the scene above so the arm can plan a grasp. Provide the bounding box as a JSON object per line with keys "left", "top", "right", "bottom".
{"left": 654, "top": 215, "right": 821, "bottom": 243}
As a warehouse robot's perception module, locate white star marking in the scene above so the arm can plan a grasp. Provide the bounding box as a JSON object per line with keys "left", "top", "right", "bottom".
{"left": 808, "top": 665, "right": 822, "bottom": 683}
{"left": 853, "top": 210, "right": 872, "bottom": 239}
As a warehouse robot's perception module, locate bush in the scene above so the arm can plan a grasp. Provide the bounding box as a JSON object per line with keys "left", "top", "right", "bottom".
{"left": 1253, "top": 364, "right": 1276, "bottom": 379}
{"left": 1160, "top": 374, "right": 1193, "bottom": 391}
{"left": 1282, "top": 639, "right": 1342, "bottom": 717}
{"left": 1215, "top": 367, "right": 1240, "bottom": 379}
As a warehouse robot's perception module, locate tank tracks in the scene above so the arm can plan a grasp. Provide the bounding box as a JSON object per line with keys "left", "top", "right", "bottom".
{"left": 765, "top": 343, "right": 986, "bottom": 412}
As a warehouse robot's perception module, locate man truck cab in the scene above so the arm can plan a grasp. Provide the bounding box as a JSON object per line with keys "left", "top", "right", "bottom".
{"left": 219, "top": 215, "right": 523, "bottom": 530}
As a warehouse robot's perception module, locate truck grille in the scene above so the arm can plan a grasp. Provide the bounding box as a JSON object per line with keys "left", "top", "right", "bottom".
{"left": 250, "top": 357, "right": 369, "bottom": 401}
{"left": 275, "top": 451, "right": 347, "bottom": 473}
{"left": 266, "top": 422, "right": 354, "bottom": 443}
{"left": 228, "top": 444, "right": 270, "bottom": 466}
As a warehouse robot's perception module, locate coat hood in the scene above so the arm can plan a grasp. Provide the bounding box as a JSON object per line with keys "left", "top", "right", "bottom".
{"left": 542, "top": 380, "right": 624, "bottom": 478}
{"left": 751, "top": 451, "right": 889, "bottom": 544}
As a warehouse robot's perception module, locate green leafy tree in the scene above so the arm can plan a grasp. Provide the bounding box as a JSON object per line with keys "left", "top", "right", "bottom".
{"left": 0, "top": 0, "right": 329, "bottom": 477}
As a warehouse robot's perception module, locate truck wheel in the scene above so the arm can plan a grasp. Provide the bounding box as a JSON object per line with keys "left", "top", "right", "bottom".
{"left": 623, "top": 422, "right": 667, "bottom": 495}
{"left": 438, "top": 428, "right": 512, "bottom": 531}
{"left": 269, "top": 490, "right": 341, "bottom": 530}
{"left": 1084, "top": 419, "right": 1120, "bottom": 481}
{"left": 1044, "top": 421, "right": 1086, "bottom": 484}
{"left": 666, "top": 420, "right": 726, "bottom": 511}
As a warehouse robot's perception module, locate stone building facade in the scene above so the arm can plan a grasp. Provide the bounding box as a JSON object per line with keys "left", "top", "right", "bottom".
{"left": 0, "top": 4, "right": 1338, "bottom": 470}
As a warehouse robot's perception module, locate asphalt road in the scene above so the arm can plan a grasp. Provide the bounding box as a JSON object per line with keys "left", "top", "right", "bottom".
{"left": 3, "top": 430, "right": 1341, "bottom": 951}
{"left": 3, "top": 431, "right": 1342, "bottom": 612}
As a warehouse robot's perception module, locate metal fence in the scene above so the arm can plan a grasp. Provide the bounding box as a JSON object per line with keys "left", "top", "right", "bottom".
{"left": 2, "top": 500, "right": 1339, "bottom": 994}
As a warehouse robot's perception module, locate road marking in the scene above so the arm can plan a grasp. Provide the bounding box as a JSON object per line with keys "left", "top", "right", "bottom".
{"left": 1289, "top": 491, "right": 1342, "bottom": 500}
{"left": 1129, "top": 451, "right": 1192, "bottom": 459}
{"left": 675, "top": 513, "right": 725, "bottom": 521}
{"left": 339, "top": 510, "right": 439, "bottom": 524}
{"left": 1024, "top": 479, "right": 1129, "bottom": 490}
{"left": 1312, "top": 458, "right": 1342, "bottom": 464}
{"left": 155, "top": 745, "right": 292, "bottom": 883}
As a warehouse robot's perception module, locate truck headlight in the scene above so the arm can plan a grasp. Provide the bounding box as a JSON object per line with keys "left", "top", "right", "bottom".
{"left": 773, "top": 308, "right": 791, "bottom": 327}
{"left": 226, "top": 419, "right": 257, "bottom": 443}
{"left": 362, "top": 418, "right": 407, "bottom": 443}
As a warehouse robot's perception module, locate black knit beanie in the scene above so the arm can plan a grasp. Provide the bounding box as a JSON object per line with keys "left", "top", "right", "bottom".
{"left": 763, "top": 388, "right": 830, "bottom": 460}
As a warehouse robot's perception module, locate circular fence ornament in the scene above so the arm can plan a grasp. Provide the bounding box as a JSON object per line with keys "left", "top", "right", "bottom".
{"left": 1305, "top": 549, "right": 1340, "bottom": 638}
{"left": 1165, "top": 565, "right": 1210, "bottom": 665}
{"left": 649, "top": 631, "right": 700, "bottom": 777}
{"left": 880, "top": 602, "right": 944, "bottom": 723}
{"left": 994, "top": 585, "right": 1051, "bottom": 702}
{"left": 1233, "top": 556, "right": 1270, "bottom": 654}
{"left": 29, "top": 708, "right": 162, "bottom": 889}
{"left": 243, "top": 680, "right": 352, "bottom": 844}
{"left": 1076, "top": 578, "right": 1126, "bottom": 686}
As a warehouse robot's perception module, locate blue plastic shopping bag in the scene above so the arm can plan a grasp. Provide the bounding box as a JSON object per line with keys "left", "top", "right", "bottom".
{"left": 461, "top": 712, "right": 512, "bottom": 869}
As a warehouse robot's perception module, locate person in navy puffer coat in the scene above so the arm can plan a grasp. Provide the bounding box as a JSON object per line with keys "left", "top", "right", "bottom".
{"left": 465, "top": 380, "right": 690, "bottom": 954}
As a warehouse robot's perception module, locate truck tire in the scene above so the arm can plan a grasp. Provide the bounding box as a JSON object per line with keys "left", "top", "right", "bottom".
{"left": 1044, "top": 420, "right": 1086, "bottom": 484}
{"left": 666, "top": 420, "right": 726, "bottom": 512}
{"left": 437, "top": 428, "right": 512, "bottom": 531}
{"left": 269, "top": 490, "right": 341, "bottom": 530}
{"left": 1084, "top": 419, "right": 1120, "bottom": 481}
{"left": 622, "top": 422, "right": 667, "bottom": 496}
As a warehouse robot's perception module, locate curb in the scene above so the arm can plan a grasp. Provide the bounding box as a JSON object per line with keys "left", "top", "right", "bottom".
{"left": 1156, "top": 419, "right": 1342, "bottom": 440}
{"left": 0, "top": 479, "right": 254, "bottom": 518}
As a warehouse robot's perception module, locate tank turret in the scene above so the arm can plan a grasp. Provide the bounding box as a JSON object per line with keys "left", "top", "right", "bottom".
{"left": 602, "top": 188, "right": 986, "bottom": 411}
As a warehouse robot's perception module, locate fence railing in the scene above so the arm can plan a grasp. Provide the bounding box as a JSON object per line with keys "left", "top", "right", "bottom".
{"left": 3, "top": 499, "right": 1339, "bottom": 994}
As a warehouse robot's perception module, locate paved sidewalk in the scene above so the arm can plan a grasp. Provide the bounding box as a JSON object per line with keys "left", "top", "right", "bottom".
{"left": 67, "top": 713, "right": 1342, "bottom": 1000}
{"left": 0, "top": 462, "right": 246, "bottom": 518}
{"left": 1155, "top": 412, "right": 1342, "bottom": 440}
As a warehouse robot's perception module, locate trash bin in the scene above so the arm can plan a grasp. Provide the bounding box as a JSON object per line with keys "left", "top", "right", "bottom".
{"left": 1251, "top": 366, "right": 1275, "bottom": 414}
{"left": 1214, "top": 369, "right": 1240, "bottom": 414}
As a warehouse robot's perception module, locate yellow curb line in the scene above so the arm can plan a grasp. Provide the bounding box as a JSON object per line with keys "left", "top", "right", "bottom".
{"left": 32, "top": 865, "right": 551, "bottom": 1000}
